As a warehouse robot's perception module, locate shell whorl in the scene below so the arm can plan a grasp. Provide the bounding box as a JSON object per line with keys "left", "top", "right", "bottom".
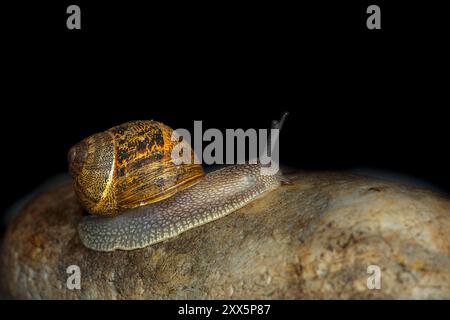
{"left": 78, "top": 164, "right": 282, "bottom": 251}
{"left": 68, "top": 120, "right": 204, "bottom": 216}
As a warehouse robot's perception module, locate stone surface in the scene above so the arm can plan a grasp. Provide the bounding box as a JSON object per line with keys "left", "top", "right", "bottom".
{"left": 1, "top": 170, "right": 450, "bottom": 299}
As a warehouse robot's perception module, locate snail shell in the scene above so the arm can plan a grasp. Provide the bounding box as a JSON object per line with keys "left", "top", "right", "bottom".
{"left": 68, "top": 120, "right": 204, "bottom": 216}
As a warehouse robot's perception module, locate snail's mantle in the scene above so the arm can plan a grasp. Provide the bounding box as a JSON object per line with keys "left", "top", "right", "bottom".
{"left": 1, "top": 171, "right": 450, "bottom": 299}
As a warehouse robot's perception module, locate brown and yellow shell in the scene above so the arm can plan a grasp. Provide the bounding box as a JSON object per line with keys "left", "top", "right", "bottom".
{"left": 68, "top": 120, "right": 204, "bottom": 216}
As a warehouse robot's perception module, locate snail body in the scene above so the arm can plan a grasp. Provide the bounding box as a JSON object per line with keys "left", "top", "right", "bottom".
{"left": 69, "top": 116, "right": 287, "bottom": 252}
{"left": 78, "top": 164, "right": 282, "bottom": 251}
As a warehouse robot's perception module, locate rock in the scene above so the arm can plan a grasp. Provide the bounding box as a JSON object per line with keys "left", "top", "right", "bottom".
{"left": 1, "top": 170, "right": 450, "bottom": 299}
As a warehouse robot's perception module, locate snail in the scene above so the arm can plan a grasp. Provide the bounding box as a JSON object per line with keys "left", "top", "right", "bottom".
{"left": 68, "top": 114, "right": 288, "bottom": 252}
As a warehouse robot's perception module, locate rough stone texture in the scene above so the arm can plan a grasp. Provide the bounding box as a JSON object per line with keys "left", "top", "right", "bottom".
{"left": 1, "top": 171, "right": 450, "bottom": 299}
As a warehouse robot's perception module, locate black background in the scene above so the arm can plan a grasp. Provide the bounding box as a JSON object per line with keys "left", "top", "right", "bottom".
{"left": 1, "top": 1, "right": 449, "bottom": 230}
{"left": 2, "top": 299, "right": 449, "bottom": 318}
